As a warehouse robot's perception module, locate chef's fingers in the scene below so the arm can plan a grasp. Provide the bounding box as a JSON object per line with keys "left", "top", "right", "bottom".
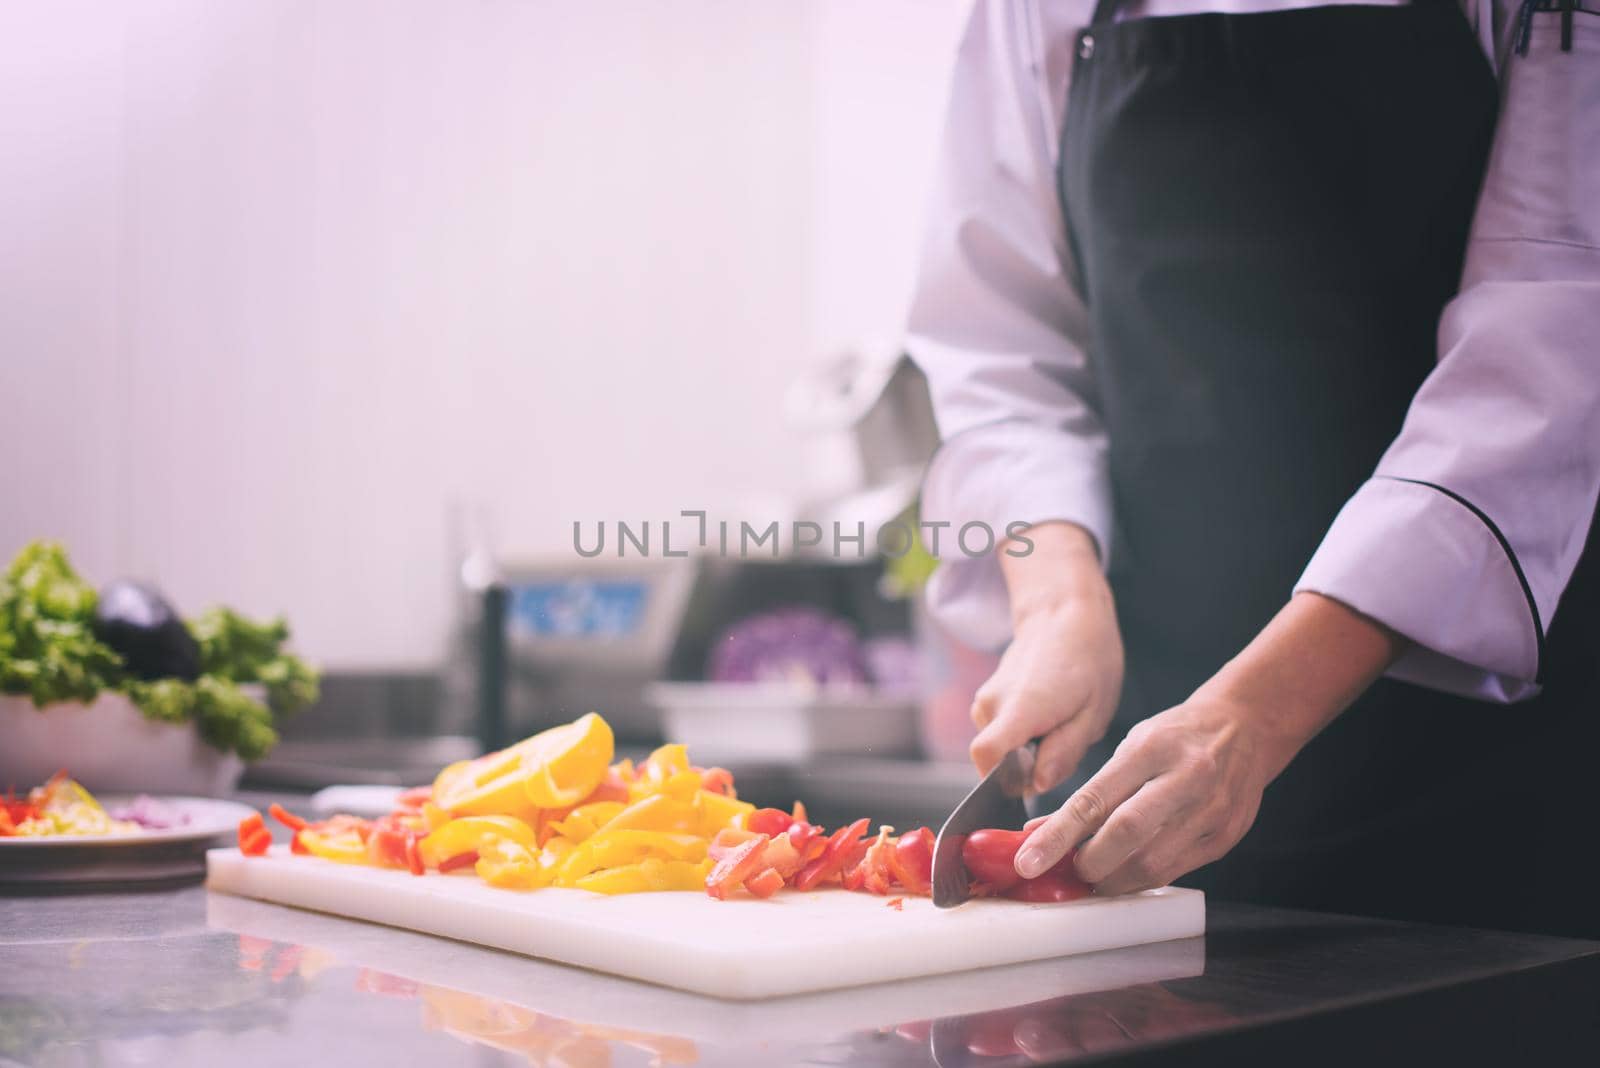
{"left": 970, "top": 686, "right": 999, "bottom": 731}
{"left": 1014, "top": 741, "right": 1161, "bottom": 879}
{"left": 1092, "top": 820, "right": 1228, "bottom": 898}
{"left": 970, "top": 684, "right": 1087, "bottom": 777}
{"left": 1070, "top": 776, "right": 1190, "bottom": 885}
{"left": 1031, "top": 713, "right": 1103, "bottom": 794}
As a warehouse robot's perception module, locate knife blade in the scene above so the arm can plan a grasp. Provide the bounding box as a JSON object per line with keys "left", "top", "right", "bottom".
{"left": 931, "top": 742, "right": 1036, "bottom": 908}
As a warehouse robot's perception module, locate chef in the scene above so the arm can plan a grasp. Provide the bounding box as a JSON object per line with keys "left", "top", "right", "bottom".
{"left": 908, "top": 0, "right": 1600, "bottom": 936}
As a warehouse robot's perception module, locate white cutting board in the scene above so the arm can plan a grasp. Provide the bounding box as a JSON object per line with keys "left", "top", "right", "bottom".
{"left": 206, "top": 847, "right": 1204, "bottom": 1000}
{"left": 205, "top": 892, "right": 1206, "bottom": 1046}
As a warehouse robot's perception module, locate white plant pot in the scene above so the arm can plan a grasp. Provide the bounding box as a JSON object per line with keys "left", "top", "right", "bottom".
{"left": 0, "top": 693, "right": 245, "bottom": 796}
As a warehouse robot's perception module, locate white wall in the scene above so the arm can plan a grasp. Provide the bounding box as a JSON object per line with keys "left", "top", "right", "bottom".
{"left": 0, "top": 0, "right": 967, "bottom": 668}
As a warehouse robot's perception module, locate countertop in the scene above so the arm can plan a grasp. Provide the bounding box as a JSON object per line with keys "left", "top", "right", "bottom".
{"left": 4, "top": 879, "right": 1598, "bottom": 1067}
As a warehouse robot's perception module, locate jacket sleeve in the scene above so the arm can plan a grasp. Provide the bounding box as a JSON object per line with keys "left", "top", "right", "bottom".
{"left": 905, "top": 0, "right": 1108, "bottom": 652}
{"left": 1296, "top": 15, "right": 1600, "bottom": 702}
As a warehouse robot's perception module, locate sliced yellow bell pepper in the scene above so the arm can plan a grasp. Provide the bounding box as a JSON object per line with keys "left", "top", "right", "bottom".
{"left": 474, "top": 837, "right": 577, "bottom": 890}
{"left": 545, "top": 801, "right": 626, "bottom": 844}
{"left": 418, "top": 814, "right": 536, "bottom": 867}
{"left": 555, "top": 830, "right": 709, "bottom": 883}
{"left": 421, "top": 802, "right": 453, "bottom": 833}
{"left": 474, "top": 839, "right": 548, "bottom": 889}
{"left": 644, "top": 743, "right": 691, "bottom": 775}
{"left": 574, "top": 857, "right": 713, "bottom": 895}
{"left": 660, "top": 770, "right": 704, "bottom": 802}
{"left": 693, "top": 790, "right": 755, "bottom": 836}
{"left": 626, "top": 744, "right": 697, "bottom": 802}
{"left": 432, "top": 712, "right": 614, "bottom": 816}
{"left": 600, "top": 794, "right": 702, "bottom": 836}
{"left": 523, "top": 712, "right": 615, "bottom": 807}
{"left": 298, "top": 828, "right": 370, "bottom": 865}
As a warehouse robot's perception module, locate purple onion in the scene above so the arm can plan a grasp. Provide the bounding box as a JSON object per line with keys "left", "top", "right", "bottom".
{"left": 707, "top": 606, "right": 869, "bottom": 688}
{"left": 109, "top": 795, "right": 191, "bottom": 830}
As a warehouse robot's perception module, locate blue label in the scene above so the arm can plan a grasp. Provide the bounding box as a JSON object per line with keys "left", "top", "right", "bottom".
{"left": 507, "top": 580, "right": 649, "bottom": 639}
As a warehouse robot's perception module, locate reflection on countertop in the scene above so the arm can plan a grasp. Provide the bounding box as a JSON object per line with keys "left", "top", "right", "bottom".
{"left": 3, "top": 886, "right": 1598, "bottom": 1067}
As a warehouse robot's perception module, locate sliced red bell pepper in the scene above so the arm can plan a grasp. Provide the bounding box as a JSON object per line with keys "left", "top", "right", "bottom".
{"left": 706, "top": 833, "right": 771, "bottom": 900}
{"left": 438, "top": 850, "right": 480, "bottom": 873}
{"left": 1002, "top": 852, "right": 1091, "bottom": 903}
{"left": 404, "top": 833, "right": 425, "bottom": 876}
{"left": 889, "top": 827, "right": 934, "bottom": 895}
{"left": 395, "top": 785, "right": 433, "bottom": 809}
{"left": 745, "top": 867, "right": 785, "bottom": 899}
{"left": 858, "top": 828, "right": 896, "bottom": 895}
{"left": 268, "top": 803, "right": 308, "bottom": 831}
{"left": 746, "top": 808, "right": 794, "bottom": 837}
{"left": 792, "top": 818, "right": 869, "bottom": 891}
{"left": 366, "top": 825, "right": 412, "bottom": 869}
{"left": 842, "top": 858, "right": 867, "bottom": 892}
{"left": 238, "top": 813, "right": 269, "bottom": 855}
{"left": 698, "top": 766, "right": 736, "bottom": 797}
{"left": 708, "top": 827, "right": 763, "bottom": 861}
{"left": 756, "top": 834, "right": 808, "bottom": 879}
{"left": 290, "top": 830, "right": 309, "bottom": 855}
{"left": 786, "top": 818, "right": 823, "bottom": 854}
{"left": 240, "top": 827, "right": 272, "bottom": 857}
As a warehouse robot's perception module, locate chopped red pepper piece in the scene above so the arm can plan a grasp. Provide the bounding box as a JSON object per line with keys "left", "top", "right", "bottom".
{"left": 745, "top": 867, "right": 785, "bottom": 899}
{"left": 792, "top": 818, "right": 869, "bottom": 891}
{"left": 404, "top": 833, "right": 425, "bottom": 876}
{"left": 746, "top": 808, "right": 794, "bottom": 837}
{"left": 268, "top": 803, "right": 307, "bottom": 831}
{"left": 238, "top": 813, "right": 269, "bottom": 855}
{"left": 438, "top": 850, "right": 480, "bottom": 873}
{"left": 786, "top": 819, "right": 823, "bottom": 854}
{"left": 698, "top": 766, "right": 736, "bottom": 797}
{"left": 290, "top": 831, "right": 309, "bottom": 855}
{"left": 705, "top": 834, "right": 771, "bottom": 900}
{"left": 1002, "top": 853, "right": 1091, "bottom": 902}
{"left": 858, "top": 827, "right": 896, "bottom": 895}
{"left": 886, "top": 896, "right": 905, "bottom": 910}
{"left": 241, "top": 827, "right": 273, "bottom": 857}
{"left": 889, "top": 827, "right": 934, "bottom": 895}
{"left": 394, "top": 785, "right": 433, "bottom": 809}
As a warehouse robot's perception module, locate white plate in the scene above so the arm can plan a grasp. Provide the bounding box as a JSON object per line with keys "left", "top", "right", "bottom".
{"left": 0, "top": 796, "right": 260, "bottom": 888}
{"left": 0, "top": 796, "right": 258, "bottom": 848}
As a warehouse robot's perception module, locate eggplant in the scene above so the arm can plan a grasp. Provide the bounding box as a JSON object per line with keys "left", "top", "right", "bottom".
{"left": 93, "top": 580, "right": 201, "bottom": 681}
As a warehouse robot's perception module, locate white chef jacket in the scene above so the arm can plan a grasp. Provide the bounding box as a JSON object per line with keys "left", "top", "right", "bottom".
{"left": 909, "top": 0, "right": 1600, "bottom": 703}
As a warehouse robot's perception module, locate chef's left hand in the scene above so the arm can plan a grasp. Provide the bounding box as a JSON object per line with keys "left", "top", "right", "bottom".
{"left": 1015, "top": 692, "right": 1273, "bottom": 895}
{"left": 1014, "top": 592, "right": 1407, "bottom": 894}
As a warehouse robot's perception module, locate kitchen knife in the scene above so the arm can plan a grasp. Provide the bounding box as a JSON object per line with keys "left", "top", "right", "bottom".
{"left": 931, "top": 742, "right": 1036, "bottom": 909}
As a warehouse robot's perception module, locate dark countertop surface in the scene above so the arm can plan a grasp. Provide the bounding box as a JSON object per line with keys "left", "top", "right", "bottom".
{"left": 4, "top": 874, "right": 1598, "bottom": 1068}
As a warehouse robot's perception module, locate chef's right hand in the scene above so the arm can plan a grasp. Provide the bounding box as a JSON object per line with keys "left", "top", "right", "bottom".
{"left": 970, "top": 521, "right": 1124, "bottom": 795}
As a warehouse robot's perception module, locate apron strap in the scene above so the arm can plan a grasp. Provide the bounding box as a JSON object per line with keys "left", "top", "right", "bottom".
{"left": 1090, "top": 0, "right": 1125, "bottom": 25}
{"left": 1090, "top": 0, "right": 1460, "bottom": 30}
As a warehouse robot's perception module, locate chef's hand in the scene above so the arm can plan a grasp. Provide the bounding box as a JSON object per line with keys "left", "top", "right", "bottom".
{"left": 973, "top": 521, "right": 1123, "bottom": 794}
{"left": 1015, "top": 591, "right": 1406, "bottom": 893}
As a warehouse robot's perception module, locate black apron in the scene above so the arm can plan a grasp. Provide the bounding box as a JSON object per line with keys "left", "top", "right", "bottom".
{"left": 1054, "top": 0, "right": 1600, "bottom": 937}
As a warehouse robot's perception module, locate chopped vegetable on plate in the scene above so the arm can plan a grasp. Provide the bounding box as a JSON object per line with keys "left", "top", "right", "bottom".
{"left": 0, "top": 772, "right": 139, "bottom": 837}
